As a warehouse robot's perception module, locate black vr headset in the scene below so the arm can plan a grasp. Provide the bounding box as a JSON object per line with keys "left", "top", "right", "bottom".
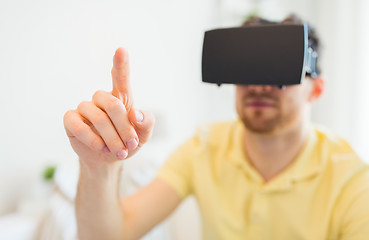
{"left": 201, "top": 24, "right": 319, "bottom": 87}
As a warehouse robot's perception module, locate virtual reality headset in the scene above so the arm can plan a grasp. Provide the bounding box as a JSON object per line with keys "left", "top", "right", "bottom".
{"left": 201, "top": 24, "right": 319, "bottom": 87}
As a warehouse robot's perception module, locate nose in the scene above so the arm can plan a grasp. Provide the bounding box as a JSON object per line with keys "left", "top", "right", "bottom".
{"left": 246, "top": 85, "right": 274, "bottom": 93}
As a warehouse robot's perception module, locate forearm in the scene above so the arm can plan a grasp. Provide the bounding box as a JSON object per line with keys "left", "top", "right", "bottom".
{"left": 76, "top": 159, "right": 124, "bottom": 240}
{"left": 64, "top": 48, "right": 158, "bottom": 240}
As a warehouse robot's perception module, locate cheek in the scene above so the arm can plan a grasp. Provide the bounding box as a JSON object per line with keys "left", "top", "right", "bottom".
{"left": 235, "top": 97, "right": 244, "bottom": 117}
{"left": 280, "top": 91, "right": 306, "bottom": 117}
{"left": 235, "top": 88, "right": 245, "bottom": 110}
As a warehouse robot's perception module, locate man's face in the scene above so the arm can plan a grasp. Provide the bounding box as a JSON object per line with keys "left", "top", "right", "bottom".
{"left": 235, "top": 80, "right": 314, "bottom": 134}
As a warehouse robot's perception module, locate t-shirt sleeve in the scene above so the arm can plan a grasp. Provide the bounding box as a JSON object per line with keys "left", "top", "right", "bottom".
{"left": 335, "top": 168, "right": 369, "bottom": 240}
{"left": 156, "top": 135, "right": 201, "bottom": 199}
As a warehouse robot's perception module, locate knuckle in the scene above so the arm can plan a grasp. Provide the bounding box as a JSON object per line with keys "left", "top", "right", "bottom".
{"left": 63, "top": 110, "right": 74, "bottom": 123}
{"left": 105, "top": 137, "right": 124, "bottom": 152}
{"left": 63, "top": 110, "right": 77, "bottom": 132}
{"left": 92, "top": 90, "right": 106, "bottom": 100}
{"left": 142, "top": 126, "right": 152, "bottom": 136}
{"left": 142, "top": 122, "right": 155, "bottom": 137}
{"left": 89, "top": 137, "right": 103, "bottom": 150}
{"left": 77, "top": 101, "right": 90, "bottom": 111}
{"left": 93, "top": 113, "right": 108, "bottom": 126}
{"left": 118, "top": 126, "right": 137, "bottom": 141}
{"left": 71, "top": 122, "right": 86, "bottom": 136}
{"left": 105, "top": 97, "right": 123, "bottom": 112}
{"left": 112, "top": 136, "right": 125, "bottom": 149}
{"left": 142, "top": 113, "right": 155, "bottom": 131}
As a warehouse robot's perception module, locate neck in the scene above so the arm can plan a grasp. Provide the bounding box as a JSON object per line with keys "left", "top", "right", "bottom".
{"left": 243, "top": 118, "right": 310, "bottom": 182}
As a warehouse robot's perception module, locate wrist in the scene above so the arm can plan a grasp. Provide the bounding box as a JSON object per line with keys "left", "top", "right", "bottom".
{"left": 79, "top": 158, "right": 123, "bottom": 181}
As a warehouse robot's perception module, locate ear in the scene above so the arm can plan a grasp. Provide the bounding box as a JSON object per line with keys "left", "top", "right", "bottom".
{"left": 307, "top": 76, "right": 325, "bottom": 102}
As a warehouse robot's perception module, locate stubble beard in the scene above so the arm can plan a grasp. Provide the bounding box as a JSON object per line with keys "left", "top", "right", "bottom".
{"left": 240, "top": 109, "right": 282, "bottom": 134}
{"left": 238, "top": 91, "right": 282, "bottom": 134}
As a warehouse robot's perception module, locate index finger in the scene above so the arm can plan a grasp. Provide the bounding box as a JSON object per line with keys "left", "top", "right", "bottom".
{"left": 111, "top": 47, "right": 133, "bottom": 112}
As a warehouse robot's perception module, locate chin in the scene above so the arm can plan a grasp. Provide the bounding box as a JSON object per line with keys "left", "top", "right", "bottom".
{"left": 237, "top": 107, "right": 282, "bottom": 133}
{"left": 244, "top": 124, "right": 278, "bottom": 134}
{"left": 241, "top": 116, "right": 281, "bottom": 134}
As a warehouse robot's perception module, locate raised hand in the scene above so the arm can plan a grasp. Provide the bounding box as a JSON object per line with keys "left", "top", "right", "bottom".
{"left": 63, "top": 48, "right": 155, "bottom": 168}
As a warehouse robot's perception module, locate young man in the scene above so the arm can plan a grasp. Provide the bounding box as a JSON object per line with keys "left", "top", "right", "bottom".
{"left": 63, "top": 15, "right": 369, "bottom": 240}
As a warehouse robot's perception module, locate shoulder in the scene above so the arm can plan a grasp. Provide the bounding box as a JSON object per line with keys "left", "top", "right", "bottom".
{"left": 313, "top": 125, "right": 369, "bottom": 191}
{"left": 309, "top": 127, "right": 369, "bottom": 237}
{"left": 313, "top": 125, "right": 362, "bottom": 164}
{"left": 330, "top": 162, "right": 369, "bottom": 238}
{"left": 314, "top": 125, "right": 356, "bottom": 153}
{"left": 194, "top": 120, "right": 241, "bottom": 147}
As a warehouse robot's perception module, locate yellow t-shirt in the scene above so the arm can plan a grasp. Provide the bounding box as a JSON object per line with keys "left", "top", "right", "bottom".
{"left": 157, "top": 120, "right": 369, "bottom": 240}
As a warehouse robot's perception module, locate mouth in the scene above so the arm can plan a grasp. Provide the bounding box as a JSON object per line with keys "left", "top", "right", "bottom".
{"left": 245, "top": 99, "right": 276, "bottom": 108}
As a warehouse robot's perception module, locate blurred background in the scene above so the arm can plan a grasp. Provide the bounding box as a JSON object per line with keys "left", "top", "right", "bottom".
{"left": 0, "top": 0, "right": 368, "bottom": 239}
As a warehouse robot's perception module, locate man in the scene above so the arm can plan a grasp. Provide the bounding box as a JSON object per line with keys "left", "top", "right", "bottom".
{"left": 63, "top": 15, "right": 369, "bottom": 240}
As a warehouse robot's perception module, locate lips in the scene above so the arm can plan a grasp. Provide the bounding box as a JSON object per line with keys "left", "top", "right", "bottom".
{"left": 245, "top": 99, "right": 276, "bottom": 108}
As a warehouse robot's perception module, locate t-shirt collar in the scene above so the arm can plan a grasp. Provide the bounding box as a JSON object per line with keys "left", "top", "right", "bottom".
{"left": 229, "top": 120, "right": 322, "bottom": 192}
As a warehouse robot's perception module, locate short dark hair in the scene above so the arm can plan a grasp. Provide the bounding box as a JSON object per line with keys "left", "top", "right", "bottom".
{"left": 242, "top": 14, "right": 321, "bottom": 77}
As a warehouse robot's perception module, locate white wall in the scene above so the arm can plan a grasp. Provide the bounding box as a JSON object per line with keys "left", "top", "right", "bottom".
{"left": 0, "top": 0, "right": 221, "bottom": 215}
{"left": 1, "top": 0, "right": 368, "bottom": 224}
{"left": 305, "top": 0, "right": 369, "bottom": 161}
{"left": 349, "top": 0, "right": 369, "bottom": 159}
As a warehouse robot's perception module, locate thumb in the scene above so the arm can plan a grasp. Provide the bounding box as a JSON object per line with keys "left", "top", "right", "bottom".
{"left": 129, "top": 109, "right": 155, "bottom": 146}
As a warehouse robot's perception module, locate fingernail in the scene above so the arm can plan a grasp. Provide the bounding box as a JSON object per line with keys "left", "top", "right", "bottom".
{"left": 135, "top": 110, "right": 143, "bottom": 122}
{"left": 116, "top": 149, "right": 128, "bottom": 160}
{"left": 126, "top": 138, "right": 138, "bottom": 150}
{"left": 103, "top": 146, "right": 110, "bottom": 153}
